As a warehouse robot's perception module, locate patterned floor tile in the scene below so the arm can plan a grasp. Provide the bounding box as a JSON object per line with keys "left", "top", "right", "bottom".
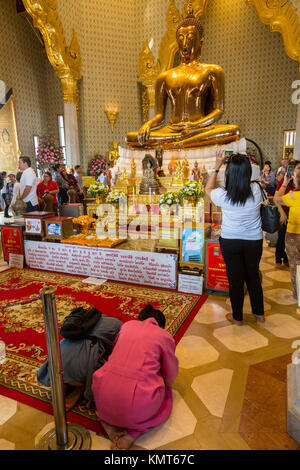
{"left": 0, "top": 439, "right": 15, "bottom": 450}
{"left": 260, "top": 313, "right": 300, "bottom": 339}
{"left": 176, "top": 336, "right": 219, "bottom": 368}
{"left": 265, "top": 271, "right": 291, "bottom": 283}
{"left": 213, "top": 325, "right": 268, "bottom": 353}
{"left": 194, "top": 300, "right": 230, "bottom": 324}
{"left": 135, "top": 390, "right": 197, "bottom": 450}
{"left": 191, "top": 369, "right": 233, "bottom": 418}
{"left": 263, "top": 288, "right": 297, "bottom": 305}
{"left": 0, "top": 397, "right": 17, "bottom": 425}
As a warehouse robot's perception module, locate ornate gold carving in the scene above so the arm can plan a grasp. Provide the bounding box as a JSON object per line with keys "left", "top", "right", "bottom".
{"left": 247, "top": 0, "right": 300, "bottom": 63}
{"left": 22, "top": 0, "right": 82, "bottom": 106}
{"left": 104, "top": 108, "right": 120, "bottom": 133}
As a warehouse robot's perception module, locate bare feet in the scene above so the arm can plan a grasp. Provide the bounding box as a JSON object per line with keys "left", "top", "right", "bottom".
{"left": 255, "top": 315, "right": 265, "bottom": 323}
{"left": 65, "top": 385, "right": 84, "bottom": 411}
{"left": 112, "top": 432, "right": 135, "bottom": 450}
{"left": 100, "top": 421, "right": 127, "bottom": 446}
{"left": 226, "top": 313, "right": 243, "bottom": 326}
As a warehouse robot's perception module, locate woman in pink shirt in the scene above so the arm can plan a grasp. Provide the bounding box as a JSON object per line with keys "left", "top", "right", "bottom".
{"left": 92, "top": 304, "right": 178, "bottom": 450}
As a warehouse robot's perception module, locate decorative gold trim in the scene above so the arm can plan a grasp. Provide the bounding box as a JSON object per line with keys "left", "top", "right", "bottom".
{"left": 21, "top": 0, "right": 82, "bottom": 106}
{"left": 246, "top": 0, "right": 300, "bottom": 63}
{"left": 138, "top": 0, "right": 208, "bottom": 120}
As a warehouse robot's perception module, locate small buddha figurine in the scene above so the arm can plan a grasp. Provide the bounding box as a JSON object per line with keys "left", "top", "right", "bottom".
{"left": 182, "top": 155, "right": 190, "bottom": 180}
{"left": 131, "top": 157, "right": 137, "bottom": 179}
{"left": 127, "top": 6, "right": 239, "bottom": 149}
{"left": 139, "top": 155, "right": 160, "bottom": 195}
{"left": 172, "top": 161, "right": 184, "bottom": 185}
{"left": 192, "top": 161, "right": 201, "bottom": 182}
{"left": 108, "top": 141, "right": 120, "bottom": 168}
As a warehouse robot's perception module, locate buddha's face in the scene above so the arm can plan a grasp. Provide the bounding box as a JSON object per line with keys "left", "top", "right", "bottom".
{"left": 177, "top": 25, "right": 201, "bottom": 63}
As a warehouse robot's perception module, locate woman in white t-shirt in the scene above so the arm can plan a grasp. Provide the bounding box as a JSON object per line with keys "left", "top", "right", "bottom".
{"left": 205, "top": 150, "right": 265, "bottom": 325}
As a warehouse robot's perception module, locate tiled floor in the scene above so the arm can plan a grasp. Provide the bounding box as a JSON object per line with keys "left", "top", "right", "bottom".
{"left": 0, "top": 232, "right": 300, "bottom": 450}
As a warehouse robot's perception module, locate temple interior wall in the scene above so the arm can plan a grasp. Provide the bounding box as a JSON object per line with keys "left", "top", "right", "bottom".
{"left": 1, "top": 0, "right": 299, "bottom": 170}
{"left": 0, "top": 0, "right": 62, "bottom": 162}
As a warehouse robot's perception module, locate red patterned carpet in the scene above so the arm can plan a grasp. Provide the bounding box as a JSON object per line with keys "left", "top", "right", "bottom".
{"left": 0, "top": 268, "right": 207, "bottom": 433}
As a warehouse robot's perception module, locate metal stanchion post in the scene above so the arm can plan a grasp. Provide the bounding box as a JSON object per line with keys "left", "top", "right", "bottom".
{"left": 36, "top": 286, "right": 91, "bottom": 450}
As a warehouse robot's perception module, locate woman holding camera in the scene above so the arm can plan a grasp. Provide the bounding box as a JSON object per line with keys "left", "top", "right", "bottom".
{"left": 205, "top": 150, "right": 265, "bottom": 325}
{"left": 274, "top": 162, "right": 300, "bottom": 300}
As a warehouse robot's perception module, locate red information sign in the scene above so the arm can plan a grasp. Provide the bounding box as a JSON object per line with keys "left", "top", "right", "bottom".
{"left": 205, "top": 240, "right": 229, "bottom": 292}
{"left": 1, "top": 225, "right": 24, "bottom": 262}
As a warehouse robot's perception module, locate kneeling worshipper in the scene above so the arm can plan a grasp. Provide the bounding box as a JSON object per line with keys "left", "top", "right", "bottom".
{"left": 92, "top": 304, "right": 179, "bottom": 450}
{"left": 37, "top": 314, "right": 122, "bottom": 411}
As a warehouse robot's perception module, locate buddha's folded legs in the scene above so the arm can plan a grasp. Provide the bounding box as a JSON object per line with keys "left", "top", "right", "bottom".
{"left": 126, "top": 125, "right": 240, "bottom": 149}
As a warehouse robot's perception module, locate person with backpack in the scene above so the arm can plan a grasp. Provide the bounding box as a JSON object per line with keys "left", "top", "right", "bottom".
{"left": 37, "top": 309, "right": 122, "bottom": 411}
{"left": 92, "top": 304, "right": 178, "bottom": 450}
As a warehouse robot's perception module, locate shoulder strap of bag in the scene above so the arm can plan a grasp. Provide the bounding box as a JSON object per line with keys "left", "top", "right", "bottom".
{"left": 253, "top": 180, "right": 268, "bottom": 203}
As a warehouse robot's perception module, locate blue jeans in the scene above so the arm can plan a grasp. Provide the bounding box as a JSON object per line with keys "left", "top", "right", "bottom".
{"left": 26, "top": 201, "right": 39, "bottom": 213}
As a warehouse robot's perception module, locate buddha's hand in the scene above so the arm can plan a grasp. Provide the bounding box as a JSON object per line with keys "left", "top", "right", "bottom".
{"left": 138, "top": 122, "right": 152, "bottom": 145}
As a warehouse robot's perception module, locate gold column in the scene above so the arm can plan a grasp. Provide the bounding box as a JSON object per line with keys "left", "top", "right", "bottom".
{"left": 21, "top": 1, "right": 82, "bottom": 108}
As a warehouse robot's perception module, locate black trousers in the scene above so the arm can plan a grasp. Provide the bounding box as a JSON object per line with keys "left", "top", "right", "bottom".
{"left": 2, "top": 194, "right": 9, "bottom": 218}
{"left": 26, "top": 201, "right": 39, "bottom": 213}
{"left": 275, "top": 223, "right": 288, "bottom": 263}
{"left": 219, "top": 237, "right": 264, "bottom": 321}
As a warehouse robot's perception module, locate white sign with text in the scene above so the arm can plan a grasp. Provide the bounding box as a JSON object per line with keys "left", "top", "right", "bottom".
{"left": 24, "top": 240, "right": 177, "bottom": 289}
{"left": 178, "top": 274, "right": 203, "bottom": 295}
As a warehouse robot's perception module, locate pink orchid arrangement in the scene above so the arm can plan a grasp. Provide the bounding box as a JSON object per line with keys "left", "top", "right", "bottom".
{"left": 36, "top": 134, "right": 64, "bottom": 170}
{"left": 88, "top": 154, "right": 107, "bottom": 176}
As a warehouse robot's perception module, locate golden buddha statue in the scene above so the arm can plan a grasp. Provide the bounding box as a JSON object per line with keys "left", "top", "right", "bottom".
{"left": 182, "top": 155, "right": 190, "bottom": 180}
{"left": 131, "top": 156, "right": 137, "bottom": 179}
{"left": 127, "top": 7, "right": 239, "bottom": 149}
{"left": 108, "top": 141, "right": 120, "bottom": 168}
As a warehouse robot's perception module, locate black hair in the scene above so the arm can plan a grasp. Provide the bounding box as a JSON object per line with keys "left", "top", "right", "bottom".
{"left": 16, "top": 171, "right": 22, "bottom": 182}
{"left": 225, "top": 153, "right": 253, "bottom": 206}
{"left": 19, "top": 156, "right": 31, "bottom": 167}
{"left": 53, "top": 163, "right": 62, "bottom": 171}
{"left": 264, "top": 161, "right": 272, "bottom": 169}
{"left": 44, "top": 171, "right": 52, "bottom": 178}
{"left": 75, "top": 165, "right": 81, "bottom": 170}
{"left": 138, "top": 304, "right": 166, "bottom": 329}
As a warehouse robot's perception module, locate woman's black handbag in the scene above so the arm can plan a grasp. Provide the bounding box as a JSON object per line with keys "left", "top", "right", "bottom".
{"left": 255, "top": 182, "right": 280, "bottom": 234}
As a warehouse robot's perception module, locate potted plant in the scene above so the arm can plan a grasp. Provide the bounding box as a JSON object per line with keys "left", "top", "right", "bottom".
{"left": 36, "top": 134, "right": 64, "bottom": 171}
{"left": 178, "top": 181, "right": 204, "bottom": 206}
{"left": 88, "top": 154, "right": 107, "bottom": 177}
{"left": 87, "top": 181, "right": 108, "bottom": 203}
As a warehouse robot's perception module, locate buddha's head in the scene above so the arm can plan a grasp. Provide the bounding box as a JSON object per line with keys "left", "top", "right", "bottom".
{"left": 176, "top": 9, "right": 203, "bottom": 63}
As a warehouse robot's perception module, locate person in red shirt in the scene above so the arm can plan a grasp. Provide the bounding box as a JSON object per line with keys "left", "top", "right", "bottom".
{"left": 274, "top": 174, "right": 295, "bottom": 265}
{"left": 37, "top": 171, "right": 59, "bottom": 215}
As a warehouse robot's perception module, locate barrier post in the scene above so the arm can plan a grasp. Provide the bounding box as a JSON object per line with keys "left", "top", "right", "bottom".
{"left": 36, "top": 286, "right": 91, "bottom": 450}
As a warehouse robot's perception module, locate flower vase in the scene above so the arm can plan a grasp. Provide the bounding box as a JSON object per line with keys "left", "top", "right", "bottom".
{"left": 96, "top": 194, "right": 104, "bottom": 204}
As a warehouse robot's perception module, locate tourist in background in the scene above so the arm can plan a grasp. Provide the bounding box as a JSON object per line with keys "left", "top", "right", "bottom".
{"left": 0, "top": 171, "right": 9, "bottom": 217}
{"left": 10, "top": 172, "right": 22, "bottom": 208}
{"left": 92, "top": 304, "right": 178, "bottom": 450}
{"left": 74, "top": 165, "right": 84, "bottom": 193}
{"left": 205, "top": 150, "right": 265, "bottom": 325}
{"left": 261, "top": 161, "right": 276, "bottom": 196}
{"left": 37, "top": 171, "right": 59, "bottom": 214}
{"left": 62, "top": 167, "right": 83, "bottom": 202}
{"left": 19, "top": 157, "right": 39, "bottom": 213}
{"left": 5, "top": 173, "right": 16, "bottom": 217}
{"left": 275, "top": 158, "right": 288, "bottom": 184}
{"left": 274, "top": 164, "right": 300, "bottom": 300}
{"left": 273, "top": 163, "right": 299, "bottom": 266}
{"left": 52, "top": 164, "right": 69, "bottom": 204}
